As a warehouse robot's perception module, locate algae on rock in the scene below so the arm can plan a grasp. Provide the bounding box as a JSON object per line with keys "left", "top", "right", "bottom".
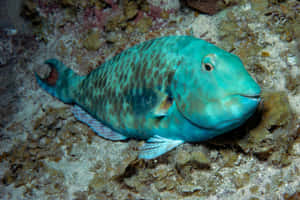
{"left": 237, "top": 91, "right": 296, "bottom": 166}
{"left": 82, "top": 29, "right": 103, "bottom": 51}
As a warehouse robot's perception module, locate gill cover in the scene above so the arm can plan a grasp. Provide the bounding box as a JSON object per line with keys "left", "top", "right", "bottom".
{"left": 171, "top": 53, "right": 217, "bottom": 130}
{"left": 171, "top": 48, "right": 261, "bottom": 131}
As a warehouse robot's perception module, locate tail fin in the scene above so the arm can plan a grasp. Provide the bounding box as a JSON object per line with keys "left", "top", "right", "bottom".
{"left": 35, "top": 59, "right": 84, "bottom": 103}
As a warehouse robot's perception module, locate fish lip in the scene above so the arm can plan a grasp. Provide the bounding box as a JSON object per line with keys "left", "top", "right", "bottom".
{"left": 238, "top": 94, "right": 261, "bottom": 101}
{"left": 239, "top": 94, "right": 260, "bottom": 98}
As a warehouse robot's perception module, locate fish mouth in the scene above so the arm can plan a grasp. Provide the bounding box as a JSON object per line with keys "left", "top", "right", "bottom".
{"left": 239, "top": 94, "right": 261, "bottom": 100}
{"left": 237, "top": 94, "right": 261, "bottom": 104}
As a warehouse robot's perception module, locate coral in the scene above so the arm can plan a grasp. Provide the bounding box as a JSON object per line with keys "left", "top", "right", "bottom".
{"left": 19, "top": 4, "right": 47, "bottom": 43}
{"left": 185, "top": 0, "right": 239, "bottom": 15}
{"left": 218, "top": 9, "right": 264, "bottom": 66}
{"left": 285, "top": 74, "right": 300, "bottom": 94}
{"left": 82, "top": 29, "right": 103, "bottom": 51}
{"left": 173, "top": 147, "right": 210, "bottom": 169}
{"left": 237, "top": 91, "right": 296, "bottom": 166}
{"left": 250, "top": 0, "right": 269, "bottom": 12}
{"left": 132, "top": 16, "right": 153, "bottom": 33}
{"left": 232, "top": 172, "right": 250, "bottom": 189}
{"left": 0, "top": 107, "right": 73, "bottom": 197}
{"left": 147, "top": 4, "right": 172, "bottom": 19}
{"left": 78, "top": 0, "right": 171, "bottom": 35}
{"left": 20, "top": 0, "right": 42, "bottom": 25}
{"left": 123, "top": 0, "right": 138, "bottom": 20}
{"left": 219, "top": 149, "right": 240, "bottom": 168}
{"left": 105, "top": 14, "right": 127, "bottom": 32}
{"left": 61, "top": 0, "right": 78, "bottom": 7}
{"left": 147, "top": 0, "right": 180, "bottom": 11}
{"left": 264, "top": 0, "right": 300, "bottom": 42}
{"left": 186, "top": 0, "right": 222, "bottom": 15}
{"left": 121, "top": 162, "right": 179, "bottom": 195}
{"left": 284, "top": 191, "right": 300, "bottom": 200}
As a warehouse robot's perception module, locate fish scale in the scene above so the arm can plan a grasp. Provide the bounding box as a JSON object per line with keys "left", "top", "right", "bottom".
{"left": 36, "top": 36, "right": 261, "bottom": 159}
{"left": 73, "top": 37, "right": 180, "bottom": 134}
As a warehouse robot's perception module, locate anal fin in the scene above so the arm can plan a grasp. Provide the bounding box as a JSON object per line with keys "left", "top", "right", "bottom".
{"left": 139, "top": 135, "right": 184, "bottom": 159}
{"left": 72, "top": 105, "right": 127, "bottom": 141}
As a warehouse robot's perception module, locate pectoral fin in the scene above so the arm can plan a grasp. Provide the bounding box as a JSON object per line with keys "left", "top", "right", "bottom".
{"left": 139, "top": 135, "right": 184, "bottom": 159}
{"left": 126, "top": 87, "right": 173, "bottom": 118}
{"left": 72, "top": 105, "right": 127, "bottom": 141}
{"left": 151, "top": 93, "right": 173, "bottom": 117}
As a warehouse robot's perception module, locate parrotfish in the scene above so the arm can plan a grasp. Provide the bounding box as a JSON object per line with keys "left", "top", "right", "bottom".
{"left": 36, "top": 36, "right": 261, "bottom": 159}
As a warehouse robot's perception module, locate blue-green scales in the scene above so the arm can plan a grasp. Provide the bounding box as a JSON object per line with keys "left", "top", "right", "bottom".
{"left": 36, "top": 36, "right": 261, "bottom": 159}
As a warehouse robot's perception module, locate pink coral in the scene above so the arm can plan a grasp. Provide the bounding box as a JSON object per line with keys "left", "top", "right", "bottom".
{"left": 146, "top": 3, "right": 176, "bottom": 19}
{"left": 83, "top": 2, "right": 122, "bottom": 30}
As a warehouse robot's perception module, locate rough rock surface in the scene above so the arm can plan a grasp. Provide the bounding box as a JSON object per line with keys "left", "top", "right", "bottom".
{"left": 185, "top": 0, "right": 239, "bottom": 15}
{"left": 186, "top": 0, "right": 223, "bottom": 15}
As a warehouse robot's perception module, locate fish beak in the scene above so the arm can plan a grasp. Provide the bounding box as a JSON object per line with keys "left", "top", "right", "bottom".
{"left": 239, "top": 94, "right": 261, "bottom": 101}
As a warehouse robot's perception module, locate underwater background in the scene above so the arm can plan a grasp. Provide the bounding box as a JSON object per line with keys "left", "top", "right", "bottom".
{"left": 0, "top": 0, "right": 299, "bottom": 199}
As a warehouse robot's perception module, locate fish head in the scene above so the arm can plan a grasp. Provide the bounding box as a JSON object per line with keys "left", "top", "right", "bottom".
{"left": 172, "top": 45, "right": 261, "bottom": 133}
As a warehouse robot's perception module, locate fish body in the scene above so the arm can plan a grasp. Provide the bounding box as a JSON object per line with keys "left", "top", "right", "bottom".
{"left": 36, "top": 36, "right": 261, "bottom": 159}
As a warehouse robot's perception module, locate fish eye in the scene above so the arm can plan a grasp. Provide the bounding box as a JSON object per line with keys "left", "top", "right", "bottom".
{"left": 203, "top": 63, "right": 214, "bottom": 71}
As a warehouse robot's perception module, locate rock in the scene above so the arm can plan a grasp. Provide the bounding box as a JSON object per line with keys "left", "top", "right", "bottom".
{"left": 105, "top": 14, "right": 127, "bottom": 32}
{"left": 186, "top": 0, "right": 224, "bottom": 15}
{"left": 134, "top": 16, "right": 152, "bottom": 33}
{"left": 261, "top": 51, "right": 270, "bottom": 57}
{"left": 123, "top": 1, "right": 138, "bottom": 20}
{"left": 174, "top": 151, "right": 191, "bottom": 166}
{"left": 122, "top": 163, "right": 177, "bottom": 195}
{"left": 290, "top": 127, "right": 300, "bottom": 156}
{"left": 174, "top": 147, "right": 210, "bottom": 169}
{"left": 232, "top": 172, "right": 250, "bottom": 189}
{"left": 64, "top": 8, "right": 77, "bottom": 23}
{"left": 88, "top": 175, "right": 108, "bottom": 193}
{"left": 61, "top": 0, "right": 77, "bottom": 7}
{"left": 105, "top": 31, "right": 120, "bottom": 43}
{"left": 20, "top": 0, "right": 42, "bottom": 25}
{"left": 147, "top": 0, "right": 180, "bottom": 11}
{"left": 251, "top": 0, "right": 268, "bottom": 12}
{"left": 190, "top": 151, "right": 210, "bottom": 167}
{"left": 1, "top": 170, "right": 15, "bottom": 185}
{"left": 82, "top": 29, "right": 103, "bottom": 51}
{"left": 34, "top": 62, "right": 52, "bottom": 81}
{"left": 73, "top": 191, "right": 88, "bottom": 200}
{"left": 286, "top": 72, "right": 300, "bottom": 94}
{"left": 237, "top": 91, "right": 296, "bottom": 166}
{"left": 220, "top": 150, "right": 239, "bottom": 167}
{"left": 61, "top": 0, "right": 104, "bottom": 9}
{"left": 284, "top": 191, "right": 300, "bottom": 200}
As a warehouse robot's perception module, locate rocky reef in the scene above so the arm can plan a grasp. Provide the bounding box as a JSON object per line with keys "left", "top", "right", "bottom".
{"left": 0, "top": 0, "right": 299, "bottom": 199}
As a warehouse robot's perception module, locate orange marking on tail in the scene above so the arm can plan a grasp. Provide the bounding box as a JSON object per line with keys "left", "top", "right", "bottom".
{"left": 47, "top": 68, "right": 58, "bottom": 85}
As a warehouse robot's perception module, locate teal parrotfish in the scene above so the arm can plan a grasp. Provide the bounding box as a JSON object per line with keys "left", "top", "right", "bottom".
{"left": 35, "top": 36, "right": 261, "bottom": 159}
